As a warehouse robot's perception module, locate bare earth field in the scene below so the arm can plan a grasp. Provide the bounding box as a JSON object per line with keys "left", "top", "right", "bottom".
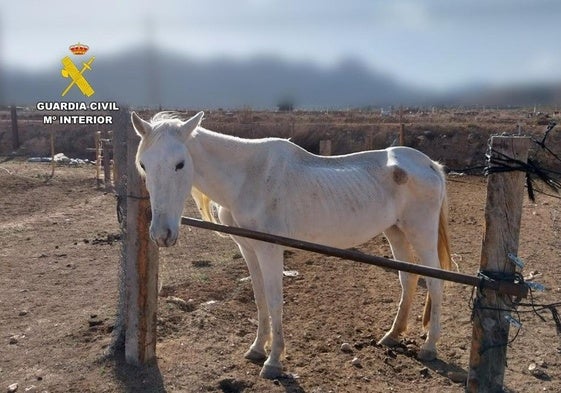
{"left": 1, "top": 159, "right": 560, "bottom": 393}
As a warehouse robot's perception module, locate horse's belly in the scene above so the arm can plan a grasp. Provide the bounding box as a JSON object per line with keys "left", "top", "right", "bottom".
{"left": 287, "top": 205, "right": 395, "bottom": 249}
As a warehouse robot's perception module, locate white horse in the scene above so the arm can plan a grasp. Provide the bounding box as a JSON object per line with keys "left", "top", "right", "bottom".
{"left": 131, "top": 111, "right": 452, "bottom": 379}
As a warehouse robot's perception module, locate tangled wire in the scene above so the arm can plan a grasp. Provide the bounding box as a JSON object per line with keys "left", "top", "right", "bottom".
{"left": 470, "top": 270, "right": 561, "bottom": 354}
{"left": 451, "top": 121, "right": 561, "bottom": 201}
{"left": 485, "top": 121, "right": 561, "bottom": 201}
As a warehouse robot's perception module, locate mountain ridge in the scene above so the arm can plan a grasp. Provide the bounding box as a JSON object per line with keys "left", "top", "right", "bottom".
{"left": 3, "top": 47, "right": 560, "bottom": 108}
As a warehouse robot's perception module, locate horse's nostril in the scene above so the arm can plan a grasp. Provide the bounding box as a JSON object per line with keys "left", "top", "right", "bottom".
{"left": 163, "top": 228, "right": 176, "bottom": 247}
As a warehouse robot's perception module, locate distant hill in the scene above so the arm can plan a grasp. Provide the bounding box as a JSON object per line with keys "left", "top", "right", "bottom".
{"left": 2, "top": 46, "right": 560, "bottom": 108}
{"left": 0, "top": 47, "right": 429, "bottom": 108}
{"left": 444, "top": 83, "right": 561, "bottom": 108}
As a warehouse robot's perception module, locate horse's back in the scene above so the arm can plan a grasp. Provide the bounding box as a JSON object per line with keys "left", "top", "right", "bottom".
{"left": 232, "top": 142, "right": 443, "bottom": 247}
{"left": 282, "top": 142, "right": 444, "bottom": 195}
{"left": 255, "top": 140, "right": 445, "bottom": 210}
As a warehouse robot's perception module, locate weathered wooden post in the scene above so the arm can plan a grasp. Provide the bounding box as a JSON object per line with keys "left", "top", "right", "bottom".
{"left": 319, "top": 139, "right": 332, "bottom": 156}
{"left": 365, "top": 131, "right": 373, "bottom": 151}
{"left": 467, "top": 136, "right": 530, "bottom": 392}
{"left": 112, "top": 122, "right": 127, "bottom": 201}
{"left": 109, "top": 110, "right": 128, "bottom": 354}
{"left": 94, "top": 131, "right": 102, "bottom": 188}
{"left": 399, "top": 123, "right": 405, "bottom": 146}
{"left": 50, "top": 130, "right": 55, "bottom": 178}
{"left": 101, "top": 129, "right": 112, "bottom": 191}
{"left": 109, "top": 108, "right": 160, "bottom": 365}
{"left": 10, "top": 105, "right": 20, "bottom": 151}
{"left": 124, "top": 112, "right": 160, "bottom": 365}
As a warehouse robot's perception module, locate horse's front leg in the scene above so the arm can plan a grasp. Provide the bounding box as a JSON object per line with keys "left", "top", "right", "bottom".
{"left": 254, "top": 245, "right": 285, "bottom": 379}
{"left": 237, "top": 243, "right": 271, "bottom": 362}
{"left": 219, "top": 208, "right": 271, "bottom": 361}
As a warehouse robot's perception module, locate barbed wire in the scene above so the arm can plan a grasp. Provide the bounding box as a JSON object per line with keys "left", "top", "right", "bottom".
{"left": 449, "top": 122, "right": 561, "bottom": 201}
{"left": 469, "top": 267, "right": 561, "bottom": 354}
{"left": 467, "top": 235, "right": 561, "bottom": 356}
{"left": 532, "top": 121, "right": 561, "bottom": 164}
{"left": 486, "top": 148, "right": 561, "bottom": 202}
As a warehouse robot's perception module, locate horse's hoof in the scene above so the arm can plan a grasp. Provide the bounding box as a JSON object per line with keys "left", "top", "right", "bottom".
{"left": 244, "top": 348, "right": 267, "bottom": 362}
{"left": 260, "top": 364, "right": 283, "bottom": 379}
{"left": 378, "top": 335, "right": 400, "bottom": 348}
{"left": 417, "top": 348, "right": 437, "bottom": 361}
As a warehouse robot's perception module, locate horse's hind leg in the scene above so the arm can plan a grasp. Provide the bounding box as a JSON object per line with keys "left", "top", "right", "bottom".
{"left": 378, "top": 225, "right": 419, "bottom": 347}
{"left": 254, "top": 245, "right": 285, "bottom": 379}
{"left": 404, "top": 225, "right": 443, "bottom": 361}
{"left": 414, "top": 251, "right": 442, "bottom": 361}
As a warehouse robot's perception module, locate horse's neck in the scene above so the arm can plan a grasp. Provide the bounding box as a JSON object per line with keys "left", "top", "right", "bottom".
{"left": 187, "top": 128, "right": 254, "bottom": 209}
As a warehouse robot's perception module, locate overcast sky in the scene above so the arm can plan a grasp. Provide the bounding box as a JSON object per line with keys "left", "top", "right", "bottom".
{"left": 1, "top": 0, "right": 560, "bottom": 90}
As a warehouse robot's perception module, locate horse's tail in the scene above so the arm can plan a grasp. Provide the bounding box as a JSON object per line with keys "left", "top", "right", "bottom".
{"left": 191, "top": 187, "right": 217, "bottom": 223}
{"left": 422, "top": 169, "right": 452, "bottom": 329}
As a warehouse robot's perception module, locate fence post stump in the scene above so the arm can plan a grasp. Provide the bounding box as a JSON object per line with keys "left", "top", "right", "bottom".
{"left": 123, "top": 117, "right": 160, "bottom": 366}
{"left": 466, "top": 136, "right": 530, "bottom": 392}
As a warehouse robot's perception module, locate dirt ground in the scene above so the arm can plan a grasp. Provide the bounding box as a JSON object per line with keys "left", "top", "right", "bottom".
{"left": 1, "top": 159, "right": 560, "bottom": 393}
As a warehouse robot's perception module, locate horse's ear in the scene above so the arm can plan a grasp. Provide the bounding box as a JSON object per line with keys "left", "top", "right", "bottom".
{"left": 180, "top": 111, "right": 204, "bottom": 138}
{"left": 131, "top": 111, "right": 152, "bottom": 137}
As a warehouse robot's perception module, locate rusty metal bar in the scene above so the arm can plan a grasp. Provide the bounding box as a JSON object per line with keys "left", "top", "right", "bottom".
{"left": 180, "top": 216, "right": 528, "bottom": 298}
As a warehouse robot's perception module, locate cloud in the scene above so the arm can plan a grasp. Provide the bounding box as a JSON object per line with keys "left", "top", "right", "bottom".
{"left": 1, "top": 0, "right": 561, "bottom": 89}
{"left": 524, "top": 52, "right": 561, "bottom": 83}
{"left": 377, "top": 2, "right": 435, "bottom": 31}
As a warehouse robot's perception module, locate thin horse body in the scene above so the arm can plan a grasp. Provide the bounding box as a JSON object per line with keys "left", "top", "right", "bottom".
{"left": 131, "top": 111, "right": 452, "bottom": 379}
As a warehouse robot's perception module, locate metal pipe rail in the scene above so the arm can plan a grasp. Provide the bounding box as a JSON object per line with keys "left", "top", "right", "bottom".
{"left": 180, "top": 216, "right": 528, "bottom": 298}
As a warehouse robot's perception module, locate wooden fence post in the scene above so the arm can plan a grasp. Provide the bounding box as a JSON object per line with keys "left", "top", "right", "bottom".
{"left": 399, "top": 123, "right": 405, "bottom": 146}
{"left": 10, "top": 105, "right": 20, "bottom": 151}
{"left": 467, "top": 136, "right": 530, "bottom": 392}
{"left": 108, "top": 109, "right": 129, "bottom": 354}
{"left": 50, "top": 130, "right": 56, "bottom": 178}
{"left": 113, "top": 121, "right": 127, "bottom": 202}
{"left": 101, "top": 129, "right": 112, "bottom": 191}
{"left": 95, "top": 132, "right": 102, "bottom": 188}
{"left": 365, "top": 131, "right": 373, "bottom": 151}
{"left": 319, "top": 139, "right": 332, "bottom": 156}
{"left": 124, "top": 114, "right": 160, "bottom": 366}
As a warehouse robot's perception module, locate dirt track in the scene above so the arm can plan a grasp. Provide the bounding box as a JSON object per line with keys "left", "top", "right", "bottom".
{"left": 1, "top": 160, "right": 560, "bottom": 392}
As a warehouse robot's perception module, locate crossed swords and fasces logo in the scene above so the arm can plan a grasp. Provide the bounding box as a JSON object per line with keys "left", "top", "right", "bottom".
{"left": 61, "top": 56, "right": 95, "bottom": 97}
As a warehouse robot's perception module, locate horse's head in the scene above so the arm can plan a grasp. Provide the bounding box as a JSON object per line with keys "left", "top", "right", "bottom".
{"left": 131, "top": 111, "right": 204, "bottom": 247}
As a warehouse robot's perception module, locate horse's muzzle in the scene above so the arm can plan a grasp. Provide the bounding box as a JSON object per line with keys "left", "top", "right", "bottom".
{"left": 150, "top": 226, "right": 178, "bottom": 247}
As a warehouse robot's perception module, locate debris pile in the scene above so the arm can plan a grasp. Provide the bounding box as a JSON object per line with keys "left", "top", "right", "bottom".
{"left": 27, "top": 153, "right": 94, "bottom": 166}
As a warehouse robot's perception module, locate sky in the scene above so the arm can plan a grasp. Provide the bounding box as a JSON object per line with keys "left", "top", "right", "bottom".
{"left": 1, "top": 0, "right": 561, "bottom": 91}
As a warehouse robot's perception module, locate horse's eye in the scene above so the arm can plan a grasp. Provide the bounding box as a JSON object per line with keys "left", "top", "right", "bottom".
{"left": 175, "top": 161, "right": 185, "bottom": 171}
{"left": 139, "top": 162, "right": 146, "bottom": 171}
